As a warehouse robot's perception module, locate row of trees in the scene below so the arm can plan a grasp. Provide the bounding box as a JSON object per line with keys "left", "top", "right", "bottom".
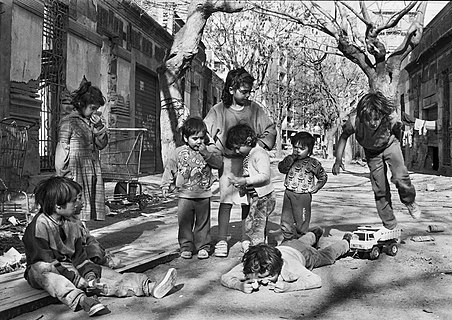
{"left": 131, "top": 0, "right": 430, "bottom": 162}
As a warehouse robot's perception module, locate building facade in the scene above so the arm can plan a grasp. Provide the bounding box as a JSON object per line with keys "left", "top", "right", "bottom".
{"left": 0, "top": 0, "right": 223, "bottom": 190}
{"left": 399, "top": 2, "right": 452, "bottom": 176}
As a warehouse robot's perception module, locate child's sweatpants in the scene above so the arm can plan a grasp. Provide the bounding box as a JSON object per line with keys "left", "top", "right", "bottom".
{"left": 177, "top": 197, "right": 211, "bottom": 252}
{"left": 26, "top": 261, "right": 155, "bottom": 310}
{"left": 280, "top": 189, "right": 312, "bottom": 240}
{"left": 243, "top": 192, "right": 276, "bottom": 245}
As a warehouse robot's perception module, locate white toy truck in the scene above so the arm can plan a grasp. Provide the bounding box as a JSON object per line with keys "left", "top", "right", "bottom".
{"left": 350, "top": 226, "right": 401, "bottom": 260}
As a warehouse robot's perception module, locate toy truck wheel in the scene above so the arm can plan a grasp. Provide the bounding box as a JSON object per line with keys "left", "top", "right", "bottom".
{"left": 369, "top": 246, "right": 380, "bottom": 260}
{"left": 386, "top": 243, "right": 398, "bottom": 256}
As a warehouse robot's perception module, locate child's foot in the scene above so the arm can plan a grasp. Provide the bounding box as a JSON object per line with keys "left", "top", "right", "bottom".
{"left": 197, "top": 249, "right": 209, "bottom": 259}
{"left": 180, "top": 251, "right": 193, "bottom": 259}
{"left": 214, "top": 240, "right": 228, "bottom": 257}
{"left": 152, "top": 268, "right": 177, "bottom": 299}
{"left": 406, "top": 202, "right": 421, "bottom": 219}
{"left": 79, "top": 295, "right": 109, "bottom": 317}
{"left": 342, "top": 232, "right": 353, "bottom": 246}
{"left": 308, "top": 226, "right": 324, "bottom": 244}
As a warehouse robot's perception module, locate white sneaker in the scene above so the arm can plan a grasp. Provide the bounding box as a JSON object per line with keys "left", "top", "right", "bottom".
{"left": 406, "top": 202, "right": 421, "bottom": 219}
{"left": 214, "top": 240, "right": 228, "bottom": 257}
{"left": 152, "top": 268, "right": 177, "bottom": 299}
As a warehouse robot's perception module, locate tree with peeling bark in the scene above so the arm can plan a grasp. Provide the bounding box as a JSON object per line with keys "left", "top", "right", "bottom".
{"left": 256, "top": 1, "right": 428, "bottom": 103}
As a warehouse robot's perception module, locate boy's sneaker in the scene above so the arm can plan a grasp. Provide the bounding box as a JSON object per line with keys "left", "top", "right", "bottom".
{"left": 241, "top": 240, "right": 251, "bottom": 253}
{"left": 406, "top": 202, "right": 421, "bottom": 219}
{"left": 197, "top": 249, "right": 209, "bottom": 259}
{"left": 80, "top": 295, "right": 109, "bottom": 317}
{"left": 180, "top": 251, "right": 193, "bottom": 259}
{"left": 308, "top": 226, "right": 324, "bottom": 244}
{"left": 342, "top": 233, "right": 353, "bottom": 245}
{"left": 214, "top": 240, "right": 228, "bottom": 257}
{"left": 152, "top": 268, "right": 177, "bottom": 299}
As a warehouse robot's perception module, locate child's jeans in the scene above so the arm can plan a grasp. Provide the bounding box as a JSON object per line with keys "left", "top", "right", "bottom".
{"left": 365, "top": 139, "right": 416, "bottom": 229}
{"left": 177, "top": 197, "right": 211, "bottom": 252}
{"left": 280, "top": 232, "right": 349, "bottom": 270}
{"left": 243, "top": 192, "right": 276, "bottom": 245}
{"left": 280, "top": 190, "right": 312, "bottom": 240}
{"left": 26, "top": 261, "right": 154, "bottom": 310}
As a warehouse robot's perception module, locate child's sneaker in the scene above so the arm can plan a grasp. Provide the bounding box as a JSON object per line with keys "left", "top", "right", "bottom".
{"left": 152, "top": 268, "right": 177, "bottom": 299}
{"left": 79, "top": 295, "right": 109, "bottom": 317}
{"left": 308, "top": 226, "right": 324, "bottom": 244}
{"left": 406, "top": 202, "right": 421, "bottom": 219}
{"left": 180, "top": 251, "right": 192, "bottom": 259}
{"left": 197, "top": 249, "right": 209, "bottom": 259}
{"left": 214, "top": 240, "right": 228, "bottom": 257}
{"left": 241, "top": 240, "right": 251, "bottom": 253}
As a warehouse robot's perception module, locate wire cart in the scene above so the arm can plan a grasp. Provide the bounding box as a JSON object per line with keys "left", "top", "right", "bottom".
{"left": 101, "top": 128, "right": 148, "bottom": 207}
{"left": 0, "top": 117, "right": 36, "bottom": 226}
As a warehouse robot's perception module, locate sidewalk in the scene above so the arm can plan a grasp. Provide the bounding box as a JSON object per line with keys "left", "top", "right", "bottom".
{"left": 4, "top": 157, "right": 452, "bottom": 320}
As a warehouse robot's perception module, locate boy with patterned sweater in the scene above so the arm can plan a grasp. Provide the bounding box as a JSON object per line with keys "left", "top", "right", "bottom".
{"left": 278, "top": 132, "right": 327, "bottom": 242}
{"left": 23, "top": 177, "right": 177, "bottom": 317}
{"left": 161, "top": 117, "right": 223, "bottom": 260}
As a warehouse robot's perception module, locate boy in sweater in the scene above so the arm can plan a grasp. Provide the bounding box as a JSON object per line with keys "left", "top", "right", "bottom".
{"left": 226, "top": 124, "right": 276, "bottom": 253}
{"left": 23, "top": 177, "right": 177, "bottom": 317}
{"left": 161, "top": 117, "right": 222, "bottom": 259}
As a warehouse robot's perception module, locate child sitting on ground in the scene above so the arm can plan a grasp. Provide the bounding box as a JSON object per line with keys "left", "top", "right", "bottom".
{"left": 278, "top": 131, "right": 328, "bottom": 242}
{"left": 23, "top": 176, "right": 177, "bottom": 317}
{"left": 226, "top": 124, "right": 276, "bottom": 253}
{"left": 161, "top": 117, "right": 222, "bottom": 260}
{"left": 332, "top": 91, "right": 421, "bottom": 230}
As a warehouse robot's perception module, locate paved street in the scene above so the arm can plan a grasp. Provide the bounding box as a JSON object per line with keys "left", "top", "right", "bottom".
{"left": 11, "top": 157, "right": 452, "bottom": 320}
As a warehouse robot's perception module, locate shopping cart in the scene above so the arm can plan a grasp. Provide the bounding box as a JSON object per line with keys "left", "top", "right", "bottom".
{"left": 101, "top": 128, "right": 148, "bottom": 208}
{"left": 0, "top": 117, "right": 36, "bottom": 226}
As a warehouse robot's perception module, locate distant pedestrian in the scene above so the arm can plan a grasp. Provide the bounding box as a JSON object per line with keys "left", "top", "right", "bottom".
{"left": 221, "top": 228, "right": 351, "bottom": 294}
{"left": 226, "top": 124, "right": 275, "bottom": 253}
{"left": 55, "top": 77, "right": 108, "bottom": 222}
{"left": 161, "top": 117, "right": 222, "bottom": 260}
{"left": 332, "top": 91, "right": 421, "bottom": 230}
{"left": 204, "top": 67, "right": 276, "bottom": 257}
{"left": 23, "top": 177, "right": 177, "bottom": 317}
{"left": 278, "top": 132, "right": 327, "bottom": 242}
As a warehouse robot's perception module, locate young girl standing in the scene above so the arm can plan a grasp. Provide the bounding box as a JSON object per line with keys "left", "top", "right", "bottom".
{"left": 161, "top": 117, "right": 222, "bottom": 259}
{"left": 55, "top": 79, "right": 108, "bottom": 221}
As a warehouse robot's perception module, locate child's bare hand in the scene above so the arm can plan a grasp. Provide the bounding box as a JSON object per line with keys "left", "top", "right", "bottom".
{"left": 309, "top": 185, "right": 319, "bottom": 194}
{"left": 241, "top": 280, "right": 257, "bottom": 294}
{"left": 76, "top": 277, "right": 89, "bottom": 289}
{"left": 90, "top": 113, "right": 103, "bottom": 128}
{"left": 332, "top": 161, "right": 345, "bottom": 175}
{"left": 229, "top": 176, "right": 246, "bottom": 188}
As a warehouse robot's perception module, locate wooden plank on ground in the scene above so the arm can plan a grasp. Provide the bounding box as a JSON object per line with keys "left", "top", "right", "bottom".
{"left": 0, "top": 247, "right": 178, "bottom": 320}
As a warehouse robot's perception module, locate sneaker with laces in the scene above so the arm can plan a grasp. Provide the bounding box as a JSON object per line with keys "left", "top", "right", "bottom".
{"left": 197, "top": 249, "right": 209, "bottom": 259}
{"left": 180, "top": 251, "right": 192, "bottom": 259}
{"left": 79, "top": 295, "right": 109, "bottom": 317}
{"left": 241, "top": 240, "right": 251, "bottom": 253}
{"left": 214, "top": 240, "right": 228, "bottom": 257}
{"left": 406, "top": 202, "right": 421, "bottom": 219}
{"left": 342, "top": 232, "right": 353, "bottom": 245}
{"left": 152, "top": 268, "right": 177, "bottom": 299}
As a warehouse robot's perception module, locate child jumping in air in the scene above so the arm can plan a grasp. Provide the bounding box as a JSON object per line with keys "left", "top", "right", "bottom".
{"left": 161, "top": 117, "right": 222, "bottom": 260}
{"left": 332, "top": 91, "right": 421, "bottom": 230}
{"left": 278, "top": 132, "right": 328, "bottom": 242}
{"left": 23, "top": 177, "right": 177, "bottom": 317}
{"left": 226, "top": 124, "right": 276, "bottom": 253}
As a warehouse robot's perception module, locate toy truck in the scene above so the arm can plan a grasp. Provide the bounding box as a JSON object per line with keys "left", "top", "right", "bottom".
{"left": 349, "top": 226, "right": 401, "bottom": 260}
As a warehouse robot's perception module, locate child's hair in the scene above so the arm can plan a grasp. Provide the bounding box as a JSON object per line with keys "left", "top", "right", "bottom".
{"left": 180, "top": 116, "right": 207, "bottom": 141}
{"left": 34, "top": 176, "right": 82, "bottom": 215}
{"left": 225, "top": 123, "right": 258, "bottom": 149}
{"left": 221, "top": 68, "right": 255, "bottom": 107}
{"left": 356, "top": 91, "right": 395, "bottom": 122}
{"left": 242, "top": 243, "right": 283, "bottom": 277}
{"left": 71, "top": 79, "right": 105, "bottom": 111}
{"left": 291, "top": 131, "right": 315, "bottom": 156}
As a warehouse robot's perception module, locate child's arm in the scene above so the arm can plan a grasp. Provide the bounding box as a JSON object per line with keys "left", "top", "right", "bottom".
{"left": 310, "top": 161, "right": 328, "bottom": 194}
{"left": 278, "top": 154, "right": 296, "bottom": 174}
{"left": 243, "top": 151, "right": 271, "bottom": 188}
{"left": 220, "top": 264, "right": 253, "bottom": 293}
{"left": 199, "top": 140, "right": 223, "bottom": 169}
{"left": 332, "top": 133, "right": 348, "bottom": 175}
{"left": 161, "top": 150, "right": 178, "bottom": 197}
{"left": 269, "top": 268, "right": 322, "bottom": 293}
